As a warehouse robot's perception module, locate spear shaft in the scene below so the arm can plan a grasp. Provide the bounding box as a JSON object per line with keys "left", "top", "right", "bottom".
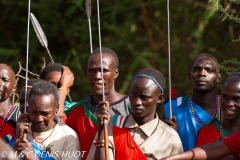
{"left": 24, "top": 0, "right": 31, "bottom": 114}
{"left": 97, "top": 0, "right": 109, "bottom": 159}
{"left": 167, "top": 0, "right": 172, "bottom": 119}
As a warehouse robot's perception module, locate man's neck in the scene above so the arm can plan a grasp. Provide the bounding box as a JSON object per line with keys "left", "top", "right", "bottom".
{"left": 223, "top": 118, "right": 240, "bottom": 135}
{"left": 93, "top": 91, "right": 124, "bottom": 105}
{"left": 191, "top": 91, "right": 217, "bottom": 111}
{"left": 0, "top": 100, "right": 11, "bottom": 116}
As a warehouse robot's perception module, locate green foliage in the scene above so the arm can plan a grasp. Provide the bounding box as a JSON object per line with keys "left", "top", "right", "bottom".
{"left": 210, "top": 0, "right": 240, "bottom": 43}
{"left": 220, "top": 58, "right": 240, "bottom": 76}
{"left": 1, "top": 0, "right": 240, "bottom": 103}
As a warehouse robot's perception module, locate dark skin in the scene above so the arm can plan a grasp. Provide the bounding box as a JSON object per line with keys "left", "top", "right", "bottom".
{"left": 0, "top": 64, "right": 16, "bottom": 118}
{"left": 219, "top": 78, "right": 240, "bottom": 160}
{"left": 161, "top": 140, "right": 232, "bottom": 160}
{"left": 165, "top": 56, "right": 222, "bottom": 130}
{"left": 43, "top": 66, "right": 74, "bottom": 118}
{"left": 0, "top": 138, "right": 19, "bottom": 160}
{"left": 14, "top": 94, "right": 58, "bottom": 160}
{"left": 87, "top": 53, "right": 124, "bottom": 104}
{"left": 189, "top": 56, "right": 221, "bottom": 115}
{"left": 95, "top": 77, "right": 164, "bottom": 160}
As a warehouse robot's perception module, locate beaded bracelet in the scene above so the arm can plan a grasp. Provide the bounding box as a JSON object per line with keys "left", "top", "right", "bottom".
{"left": 58, "top": 88, "right": 68, "bottom": 95}
{"left": 93, "top": 140, "right": 105, "bottom": 147}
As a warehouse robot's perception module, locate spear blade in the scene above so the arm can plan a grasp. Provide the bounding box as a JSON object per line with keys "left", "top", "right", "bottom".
{"left": 30, "top": 13, "right": 54, "bottom": 63}
{"left": 86, "top": 0, "right": 91, "bottom": 19}
{"left": 30, "top": 13, "right": 73, "bottom": 102}
{"left": 30, "top": 13, "right": 48, "bottom": 48}
{"left": 86, "top": 0, "right": 93, "bottom": 53}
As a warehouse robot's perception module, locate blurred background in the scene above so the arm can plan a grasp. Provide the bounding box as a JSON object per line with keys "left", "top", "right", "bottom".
{"left": 1, "top": 0, "right": 240, "bottom": 114}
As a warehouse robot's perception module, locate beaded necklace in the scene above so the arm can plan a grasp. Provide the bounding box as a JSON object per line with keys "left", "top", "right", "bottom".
{"left": 0, "top": 105, "right": 14, "bottom": 131}
{"left": 189, "top": 95, "right": 218, "bottom": 127}
{"left": 32, "top": 123, "right": 56, "bottom": 144}
{"left": 127, "top": 118, "right": 160, "bottom": 148}
{"left": 219, "top": 120, "right": 227, "bottom": 140}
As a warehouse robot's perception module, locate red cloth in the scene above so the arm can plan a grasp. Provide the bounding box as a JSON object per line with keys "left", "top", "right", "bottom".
{"left": 196, "top": 118, "right": 222, "bottom": 147}
{"left": 0, "top": 119, "right": 15, "bottom": 138}
{"left": 66, "top": 106, "right": 98, "bottom": 160}
{"left": 113, "top": 126, "right": 147, "bottom": 160}
{"left": 171, "top": 88, "right": 177, "bottom": 100}
{"left": 223, "top": 131, "right": 240, "bottom": 160}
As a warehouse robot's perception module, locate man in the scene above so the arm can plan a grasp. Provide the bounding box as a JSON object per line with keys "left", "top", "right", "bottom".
{"left": 196, "top": 72, "right": 240, "bottom": 145}
{"left": 91, "top": 68, "right": 183, "bottom": 160}
{"left": 0, "top": 64, "right": 20, "bottom": 139}
{"left": 164, "top": 53, "right": 222, "bottom": 151}
{"left": 66, "top": 47, "right": 131, "bottom": 160}
{"left": 162, "top": 130, "right": 240, "bottom": 160}
{"left": 14, "top": 81, "right": 80, "bottom": 160}
{"left": 39, "top": 63, "right": 75, "bottom": 122}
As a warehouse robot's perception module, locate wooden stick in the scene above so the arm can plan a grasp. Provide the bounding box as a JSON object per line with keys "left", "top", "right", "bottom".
{"left": 104, "top": 122, "right": 109, "bottom": 160}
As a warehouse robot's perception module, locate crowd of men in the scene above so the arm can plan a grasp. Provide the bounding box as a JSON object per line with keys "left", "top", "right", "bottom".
{"left": 0, "top": 47, "right": 239, "bottom": 160}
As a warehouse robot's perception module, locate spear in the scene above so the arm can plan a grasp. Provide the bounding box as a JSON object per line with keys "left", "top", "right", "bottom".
{"left": 24, "top": 0, "right": 31, "bottom": 114}
{"left": 96, "top": 0, "right": 109, "bottom": 159}
{"left": 30, "top": 13, "right": 54, "bottom": 63}
{"left": 30, "top": 13, "right": 73, "bottom": 102}
{"left": 86, "top": 0, "right": 93, "bottom": 53}
{"left": 167, "top": 0, "right": 172, "bottom": 119}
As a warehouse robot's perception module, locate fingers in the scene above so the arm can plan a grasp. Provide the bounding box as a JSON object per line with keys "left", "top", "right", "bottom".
{"left": 60, "top": 66, "right": 74, "bottom": 88}
{"left": 171, "top": 116, "right": 177, "bottom": 123}
{"left": 165, "top": 116, "right": 178, "bottom": 131}
{"left": 97, "top": 101, "right": 110, "bottom": 125}
{"left": 17, "top": 114, "right": 29, "bottom": 123}
{"left": 16, "top": 122, "right": 30, "bottom": 139}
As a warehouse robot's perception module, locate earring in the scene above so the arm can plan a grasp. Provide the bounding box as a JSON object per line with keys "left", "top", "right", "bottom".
{"left": 53, "top": 116, "right": 58, "bottom": 123}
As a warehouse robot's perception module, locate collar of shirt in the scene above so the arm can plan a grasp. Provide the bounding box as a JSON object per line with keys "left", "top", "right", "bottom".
{"left": 124, "top": 114, "right": 159, "bottom": 137}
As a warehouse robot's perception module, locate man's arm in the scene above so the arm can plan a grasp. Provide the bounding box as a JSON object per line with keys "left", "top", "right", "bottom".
{"left": 162, "top": 141, "right": 232, "bottom": 160}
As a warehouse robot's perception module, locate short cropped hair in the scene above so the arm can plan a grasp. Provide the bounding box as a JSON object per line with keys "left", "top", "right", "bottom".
{"left": 39, "top": 63, "right": 63, "bottom": 80}
{"left": 223, "top": 72, "right": 240, "bottom": 86}
{"left": 28, "top": 81, "right": 59, "bottom": 107}
{"left": 133, "top": 68, "right": 166, "bottom": 94}
{"left": 90, "top": 47, "right": 119, "bottom": 69}
{"left": 192, "top": 53, "right": 220, "bottom": 72}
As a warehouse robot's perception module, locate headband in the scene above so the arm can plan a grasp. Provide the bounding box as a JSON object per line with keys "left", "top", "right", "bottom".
{"left": 131, "top": 74, "right": 164, "bottom": 93}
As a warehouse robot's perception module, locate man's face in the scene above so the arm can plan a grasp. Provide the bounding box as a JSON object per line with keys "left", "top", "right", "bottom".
{"left": 44, "top": 71, "right": 62, "bottom": 88}
{"left": 28, "top": 94, "right": 58, "bottom": 132}
{"left": 220, "top": 79, "right": 240, "bottom": 121}
{"left": 129, "top": 77, "right": 164, "bottom": 123}
{"left": 189, "top": 56, "right": 221, "bottom": 92}
{"left": 0, "top": 64, "right": 16, "bottom": 102}
{"left": 87, "top": 53, "right": 119, "bottom": 96}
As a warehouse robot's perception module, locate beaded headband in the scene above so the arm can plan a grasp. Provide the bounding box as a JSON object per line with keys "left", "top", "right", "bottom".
{"left": 131, "top": 74, "right": 164, "bottom": 93}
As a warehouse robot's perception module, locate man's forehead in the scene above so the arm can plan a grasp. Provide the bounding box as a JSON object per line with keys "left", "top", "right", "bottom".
{"left": 88, "top": 54, "right": 115, "bottom": 66}
{"left": 193, "top": 56, "right": 217, "bottom": 67}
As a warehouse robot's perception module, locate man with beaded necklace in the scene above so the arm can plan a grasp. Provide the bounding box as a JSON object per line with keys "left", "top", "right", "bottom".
{"left": 195, "top": 72, "right": 240, "bottom": 159}
{"left": 164, "top": 53, "right": 222, "bottom": 151}
{"left": 90, "top": 68, "right": 183, "bottom": 160}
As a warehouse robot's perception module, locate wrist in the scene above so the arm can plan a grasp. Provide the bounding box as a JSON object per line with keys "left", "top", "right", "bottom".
{"left": 58, "top": 87, "right": 69, "bottom": 95}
